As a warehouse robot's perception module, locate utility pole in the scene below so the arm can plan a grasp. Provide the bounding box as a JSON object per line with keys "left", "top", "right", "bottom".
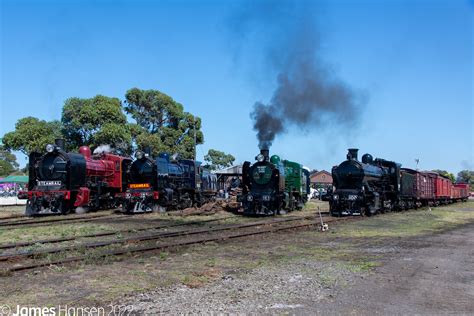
{"left": 194, "top": 116, "right": 199, "bottom": 189}
{"left": 194, "top": 116, "right": 197, "bottom": 162}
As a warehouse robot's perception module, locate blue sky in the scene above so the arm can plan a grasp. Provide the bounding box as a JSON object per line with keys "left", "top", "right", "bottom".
{"left": 0, "top": 0, "right": 472, "bottom": 174}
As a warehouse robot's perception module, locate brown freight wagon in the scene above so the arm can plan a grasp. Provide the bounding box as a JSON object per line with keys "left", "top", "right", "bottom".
{"left": 434, "top": 174, "right": 452, "bottom": 204}
{"left": 400, "top": 169, "right": 436, "bottom": 207}
{"left": 453, "top": 183, "right": 469, "bottom": 201}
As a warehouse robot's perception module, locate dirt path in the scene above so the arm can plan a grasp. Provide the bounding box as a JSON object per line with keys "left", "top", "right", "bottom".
{"left": 323, "top": 222, "right": 474, "bottom": 315}
{"left": 125, "top": 221, "right": 474, "bottom": 315}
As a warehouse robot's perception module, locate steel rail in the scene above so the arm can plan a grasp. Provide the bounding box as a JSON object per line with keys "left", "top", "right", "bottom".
{"left": 0, "top": 215, "right": 237, "bottom": 250}
{"left": 0, "top": 213, "right": 132, "bottom": 228}
{"left": 5, "top": 219, "right": 325, "bottom": 273}
{"left": 0, "top": 216, "right": 318, "bottom": 261}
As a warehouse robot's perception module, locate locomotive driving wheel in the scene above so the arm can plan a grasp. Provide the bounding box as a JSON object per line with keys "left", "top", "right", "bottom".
{"left": 55, "top": 198, "right": 72, "bottom": 215}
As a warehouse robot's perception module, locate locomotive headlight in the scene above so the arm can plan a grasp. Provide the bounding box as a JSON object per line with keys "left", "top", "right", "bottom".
{"left": 135, "top": 150, "right": 144, "bottom": 159}
{"left": 247, "top": 195, "right": 253, "bottom": 201}
{"left": 46, "top": 144, "right": 55, "bottom": 153}
{"left": 333, "top": 194, "right": 339, "bottom": 200}
{"left": 256, "top": 154, "right": 265, "bottom": 162}
{"left": 262, "top": 195, "right": 271, "bottom": 201}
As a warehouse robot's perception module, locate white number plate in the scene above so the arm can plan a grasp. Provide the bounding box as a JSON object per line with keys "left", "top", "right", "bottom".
{"left": 347, "top": 194, "right": 358, "bottom": 201}
{"left": 38, "top": 181, "right": 62, "bottom": 186}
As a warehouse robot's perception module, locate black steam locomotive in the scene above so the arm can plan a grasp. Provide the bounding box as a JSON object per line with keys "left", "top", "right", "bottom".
{"left": 21, "top": 139, "right": 132, "bottom": 216}
{"left": 121, "top": 150, "right": 218, "bottom": 213}
{"left": 329, "top": 148, "right": 401, "bottom": 216}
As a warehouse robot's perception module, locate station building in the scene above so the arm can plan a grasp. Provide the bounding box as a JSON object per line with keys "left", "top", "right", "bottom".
{"left": 310, "top": 170, "right": 333, "bottom": 189}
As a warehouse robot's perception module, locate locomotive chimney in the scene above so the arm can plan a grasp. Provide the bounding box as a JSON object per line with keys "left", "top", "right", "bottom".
{"left": 55, "top": 139, "right": 65, "bottom": 150}
{"left": 260, "top": 148, "right": 270, "bottom": 161}
{"left": 347, "top": 148, "right": 359, "bottom": 160}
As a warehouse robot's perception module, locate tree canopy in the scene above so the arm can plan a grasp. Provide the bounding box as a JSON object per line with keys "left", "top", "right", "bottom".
{"left": 124, "top": 88, "right": 203, "bottom": 158}
{"left": 457, "top": 170, "right": 473, "bottom": 184}
{"left": 203, "top": 149, "right": 236, "bottom": 171}
{"left": 2, "top": 117, "right": 62, "bottom": 155}
{"left": 62, "top": 95, "right": 131, "bottom": 152}
{"left": 0, "top": 146, "right": 19, "bottom": 177}
{"left": 2, "top": 88, "right": 204, "bottom": 159}
{"left": 431, "top": 169, "right": 456, "bottom": 183}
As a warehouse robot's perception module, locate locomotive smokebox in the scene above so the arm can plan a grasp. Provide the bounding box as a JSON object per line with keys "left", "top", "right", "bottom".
{"left": 347, "top": 148, "right": 359, "bottom": 161}
{"left": 55, "top": 139, "right": 65, "bottom": 150}
{"left": 260, "top": 148, "right": 270, "bottom": 161}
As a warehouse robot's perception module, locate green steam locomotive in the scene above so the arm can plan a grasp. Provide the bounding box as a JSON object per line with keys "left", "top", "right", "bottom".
{"left": 240, "top": 149, "right": 310, "bottom": 215}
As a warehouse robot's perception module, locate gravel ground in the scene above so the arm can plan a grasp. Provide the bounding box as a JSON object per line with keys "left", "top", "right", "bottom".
{"left": 124, "top": 260, "right": 355, "bottom": 315}
{"left": 123, "top": 222, "right": 474, "bottom": 315}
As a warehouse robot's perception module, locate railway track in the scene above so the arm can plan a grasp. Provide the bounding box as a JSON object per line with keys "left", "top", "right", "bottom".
{"left": 0, "top": 215, "right": 236, "bottom": 250}
{"left": 0, "top": 214, "right": 25, "bottom": 221}
{"left": 0, "top": 212, "right": 131, "bottom": 228}
{"left": 1, "top": 215, "right": 349, "bottom": 274}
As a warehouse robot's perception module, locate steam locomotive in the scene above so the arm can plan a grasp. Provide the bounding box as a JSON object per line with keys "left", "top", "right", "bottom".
{"left": 330, "top": 149, "right": 400, "bottom": 216}
{"left": 240, "top": 149, "right": 310, "bottom": 215}
{"left": 121, "top": 150, "right": 218, "bottom": 213}
{"left": 22, "top": 139, "right": 132, "bottom": 216}
{"left": 329, "top": 148, "right": 470, "bottom": 216}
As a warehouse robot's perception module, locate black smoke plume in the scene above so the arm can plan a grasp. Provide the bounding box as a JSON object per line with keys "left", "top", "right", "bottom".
{"left": 230, "top": 1, "right": 366, "bottom": 149}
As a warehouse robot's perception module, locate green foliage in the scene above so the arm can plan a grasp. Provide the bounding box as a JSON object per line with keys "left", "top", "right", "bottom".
{"left": 125, "top": 88, "right": 203, "bottom": 158}
{"left": 0, "top": 145, "right": 21, "bottom": 176}
{"left": 62, "top": 95, "right": 130, "bottom": 152}
{"left": 2, "top": 117, "right": 62, "bottom": 155}
{"left": 0, "top": 145, "right": 18, "bottom": 168}
{"left": 2, "top": 88, "right": 203, "bottom": 158}
{"left": 0, "top": 160, "right": 15, "bottom": 177}
{"left": 203, "top": 149, "right": 235, "bottom": 170}
{"left": 457, "top": 170, "right": 474, "bottom": 190}
{"left": 431, "top": 170, "right": 456, "bottom": 183}
{"left": 457, "top": 170, "right": 473, "bottom": 183}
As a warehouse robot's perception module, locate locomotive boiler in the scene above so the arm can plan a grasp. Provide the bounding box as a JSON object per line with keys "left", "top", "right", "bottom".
{"left": 22, "top": 139, "right": 131, "bottom": 216}
{"left": 330, "top": 148, "right": 400, "bottom": 216}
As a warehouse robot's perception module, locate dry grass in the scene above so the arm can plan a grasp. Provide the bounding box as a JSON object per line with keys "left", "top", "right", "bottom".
{"left": 1, "top": 201, "right": 472, "bottom": 307}
{"left": 328, "top": 201, "right": 474, "bottom": 238}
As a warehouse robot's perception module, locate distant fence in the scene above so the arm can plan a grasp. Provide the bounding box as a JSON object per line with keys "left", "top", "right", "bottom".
{"left": 0, "top": 197, "right": 27, "bottom": 206}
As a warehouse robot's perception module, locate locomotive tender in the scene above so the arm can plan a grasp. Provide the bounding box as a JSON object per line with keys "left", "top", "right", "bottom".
{"left": 240, "top": 149, "right": 310, "bottom": 215}
{"left": 22, "top": 139, "right": 132, "bottom": 216}
{"left": 121, "top": 150, "right": 217, "bottom": 213}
